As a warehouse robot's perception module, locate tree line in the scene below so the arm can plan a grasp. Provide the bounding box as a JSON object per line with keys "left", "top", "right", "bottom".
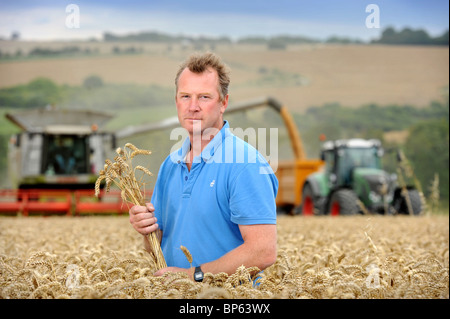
{"left": 372, "top": 27, "right": 449, "bottom": 46}
{"left": 102, "top": 27, "right": 448, "bottom": 46}
{"left": 1, "top": 27, "right": 447, "bottom": 61}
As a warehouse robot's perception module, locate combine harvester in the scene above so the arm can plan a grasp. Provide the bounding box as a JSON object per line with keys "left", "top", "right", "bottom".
{"left": 0, "top": 108, "right": 132, "bottom": 216}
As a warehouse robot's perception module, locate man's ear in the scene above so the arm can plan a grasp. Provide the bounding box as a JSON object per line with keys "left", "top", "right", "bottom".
{"left": 220, "top": 94, "right": 229, "bottom": 114}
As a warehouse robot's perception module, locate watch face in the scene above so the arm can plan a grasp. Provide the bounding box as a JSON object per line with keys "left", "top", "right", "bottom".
{"left": 194, "top": 267, "right": 203, "bottom": 282}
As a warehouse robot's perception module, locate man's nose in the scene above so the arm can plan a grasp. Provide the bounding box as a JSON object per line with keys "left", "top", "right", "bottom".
{"left": 188, "top": 96, "right": 200, "bottom": 111}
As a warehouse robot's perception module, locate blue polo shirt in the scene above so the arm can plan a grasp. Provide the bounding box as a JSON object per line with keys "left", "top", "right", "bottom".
{"left": 151, "top": 121, "right": 278, "bottom": 268}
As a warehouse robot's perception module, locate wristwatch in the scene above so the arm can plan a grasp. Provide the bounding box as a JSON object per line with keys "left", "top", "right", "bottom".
{"left": 194, "top": 266, "right": 204, "bottom": 282}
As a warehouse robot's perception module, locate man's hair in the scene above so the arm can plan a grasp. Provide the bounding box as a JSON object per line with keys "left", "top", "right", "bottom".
{"left": 175, "top": 52, "right": 230, "bottom": 101}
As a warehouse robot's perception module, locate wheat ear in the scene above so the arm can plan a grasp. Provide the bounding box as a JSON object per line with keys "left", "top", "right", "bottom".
{"left": 180, "top": 245, "right": 193, "bottom": 266}
{"left": 94, "top": 143, "right": 167, "bottom": 271}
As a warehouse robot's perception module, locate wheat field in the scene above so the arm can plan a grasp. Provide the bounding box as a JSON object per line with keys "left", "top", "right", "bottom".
{"left": 0, "top": 214, "right": 448, "bottom": 299}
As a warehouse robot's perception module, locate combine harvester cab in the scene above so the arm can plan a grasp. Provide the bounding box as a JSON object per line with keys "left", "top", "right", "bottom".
{"left": 5, "top": 108, "right": 115, "bottom": 191}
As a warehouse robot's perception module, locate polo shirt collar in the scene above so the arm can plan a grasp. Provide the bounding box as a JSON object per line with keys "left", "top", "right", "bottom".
{"left": 173, "top": 121, "right": 231, "bottom": 164}
{"left": 201, "top": 120, "right": 231, "bottom": 162}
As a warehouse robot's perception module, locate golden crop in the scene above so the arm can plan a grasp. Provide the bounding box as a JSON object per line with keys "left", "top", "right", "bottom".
{"left": 95, "top": 143, "right": 166, "bottom": 271}
{"left": 0, "top": 215, "right": 448, "bottom": 299}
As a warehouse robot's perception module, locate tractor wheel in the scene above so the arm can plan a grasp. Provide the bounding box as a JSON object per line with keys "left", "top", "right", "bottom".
{"left": 301, "top": 184, "right": 321, "bottom": 216}
{"left": 393, "top": 189, "right": 422, "bottom": 215}
{"left": 327, "top": 189, "right": 360, "bottom": 216}
{"left": 277, "top": 204, "right": 295, "bottom": 215}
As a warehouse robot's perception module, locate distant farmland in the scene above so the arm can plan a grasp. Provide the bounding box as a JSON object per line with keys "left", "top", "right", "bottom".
{"left": 0, "top": 43, "right": 448, "bottom": 112}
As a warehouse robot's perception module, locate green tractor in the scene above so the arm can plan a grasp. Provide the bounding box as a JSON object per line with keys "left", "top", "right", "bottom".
{"left": 300, "top": 138, "right": 423, "bottom": 216}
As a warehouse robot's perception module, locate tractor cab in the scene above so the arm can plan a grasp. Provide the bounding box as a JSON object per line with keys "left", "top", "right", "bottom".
{"left": 321, "top": 139, "right": 384, "bottom": 187}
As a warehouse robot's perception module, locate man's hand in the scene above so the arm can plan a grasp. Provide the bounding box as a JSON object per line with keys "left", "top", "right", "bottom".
{"left": 129, "top": 203, "right": 158, "bottom": 236}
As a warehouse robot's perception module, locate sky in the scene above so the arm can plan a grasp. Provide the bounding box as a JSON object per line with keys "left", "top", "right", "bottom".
{"left": 0, "top": 0, "right": 448, "bottom": 42}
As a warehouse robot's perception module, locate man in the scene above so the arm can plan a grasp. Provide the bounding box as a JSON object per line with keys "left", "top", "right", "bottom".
{"left": 129, "top": 52, "right": 278, "bottom": 281}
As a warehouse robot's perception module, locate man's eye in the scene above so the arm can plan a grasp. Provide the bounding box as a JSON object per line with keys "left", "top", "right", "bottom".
{"left": 200, "top": 95, "right": 210, "bottom": 99}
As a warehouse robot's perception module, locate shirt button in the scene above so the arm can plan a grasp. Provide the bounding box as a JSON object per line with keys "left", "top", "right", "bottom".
{"left": 185, "top": 176, "right": 188, "bottom": 181}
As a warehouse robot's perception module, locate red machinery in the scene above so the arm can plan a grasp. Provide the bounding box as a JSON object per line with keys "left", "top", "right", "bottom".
{"left": 0, "top": 188, "right": 152, "bottom": 216}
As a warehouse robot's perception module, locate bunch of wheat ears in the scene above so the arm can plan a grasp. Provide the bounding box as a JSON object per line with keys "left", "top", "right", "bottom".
{"left": 95, "top": 143, "right": 166, "bottom": 270}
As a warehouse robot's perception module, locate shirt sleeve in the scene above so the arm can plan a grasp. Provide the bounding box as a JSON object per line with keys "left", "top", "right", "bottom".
{"left": 228, "top": 156, "right": 278, "bottom": 225}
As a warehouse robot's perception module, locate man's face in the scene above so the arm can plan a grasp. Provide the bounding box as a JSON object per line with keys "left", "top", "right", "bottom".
{"left": 176, "top": 67, "right": 228, "bottom": 136}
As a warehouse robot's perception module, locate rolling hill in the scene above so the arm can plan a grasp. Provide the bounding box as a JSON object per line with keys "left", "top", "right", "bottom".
{"left": 0, "top": 42, "right": 448, "bottom": 112}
